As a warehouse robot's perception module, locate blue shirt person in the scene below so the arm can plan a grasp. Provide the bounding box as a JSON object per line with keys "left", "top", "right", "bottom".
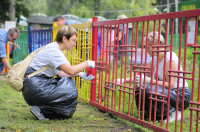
{"left": 65, "top": 20, "right": 81, "bottom": 25}
{"left": 53, "top": 14, "right": 81, "bottom": 26}
{"left": 0, "top": 28, "right": 19, "bottom": 73}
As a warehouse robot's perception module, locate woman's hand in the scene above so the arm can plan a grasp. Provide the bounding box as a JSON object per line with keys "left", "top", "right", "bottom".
{"left": 87, "top": 60, "right": 95, "bottom": 69}
{"left": 78, "top": 72, "right": 95, "bottom": 81}
{"left": 117, "top": 79, "right": 124, "bottom": 84}
{"left": 135, "top": 74, "right": 151, "bottom": 84}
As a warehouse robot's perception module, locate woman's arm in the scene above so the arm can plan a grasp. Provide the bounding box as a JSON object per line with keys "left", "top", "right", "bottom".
{"left": 57, "top": 70, "right": 79, "bottom": 78}
{"left": 59, "top": 61, "right": 88, "bottom": 76}
{"left": 122, "top": 61, "right": 153, "bottom": 83}
{"left": 146, "top": 61, "right": 152, "bottom": 77}
{"left": 2, "top": 58, "right": 11, "bottom": 70}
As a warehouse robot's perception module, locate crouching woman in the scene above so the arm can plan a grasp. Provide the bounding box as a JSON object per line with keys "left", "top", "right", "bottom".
{"left": 22, "top": 26, "right": 95, "bottom": 120}
{"left": 135, "top": 32, "right": 191, "bottom": 122}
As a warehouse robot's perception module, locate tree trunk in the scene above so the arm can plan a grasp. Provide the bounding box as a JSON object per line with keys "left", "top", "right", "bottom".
{"left": 9, "top": 0, "right": 16, "bottom": 21}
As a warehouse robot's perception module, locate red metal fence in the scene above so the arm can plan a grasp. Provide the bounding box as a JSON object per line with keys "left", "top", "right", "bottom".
{"left": 90, "top": 9, "right": 200, "bottom": 132}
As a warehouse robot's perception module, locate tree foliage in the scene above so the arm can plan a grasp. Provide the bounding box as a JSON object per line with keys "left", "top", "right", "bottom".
{"left": 0, "top": 0, "right": 188, "bottom": 26}
{"left": 0, "top": 0, "right": 29, "bottom": 25}
{"left": 155, "top": 0, "right": 188, "bottom": 13}
{"left": 22, "top": 0, "right": 158, "bottom": 19}
{"left": 23, "top": 0, "right": 47, "bottom": 15}
{"left": 0, "top": 0, "right": 11, "bottom": 25}
{"left": 15, "top": 0, "right": 29, "bottom": 22}
{"left": 66, "top": 0, "right": 157, "bottom": 19}
{"left": 45, "top": 0, "right": 71, "bottom": 16}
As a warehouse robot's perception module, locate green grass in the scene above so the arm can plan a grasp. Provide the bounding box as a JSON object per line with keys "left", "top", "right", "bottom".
{"left": 0, "top": 75, "right": 145, "bottom": 132}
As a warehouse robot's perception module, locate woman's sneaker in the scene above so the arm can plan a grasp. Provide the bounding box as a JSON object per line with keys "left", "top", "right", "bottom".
{"left": 164, "top": 111, "right": 181, "bottom": 123}
{"left": 30, "top": 106, "right": 49, "bottom": 120}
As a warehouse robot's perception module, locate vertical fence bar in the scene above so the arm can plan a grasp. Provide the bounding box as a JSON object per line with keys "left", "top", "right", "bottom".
{"left": 161, "top": 18, "right": 168, "bottom": 128}
{"left": 194, "top": 16, "right": 199, "bottom": 132}
{"left": 90, "top": 17, "right": 98, "bottom": 103}
{"left": 197, "top": 64, "right": 200, "bottom": 132}
{"left": 175, "top": 17, "right": 182, "bottom": 132}
{"left": 98, "top": 26, "right": 102, "bottom": 105}
{"left": 107, "top": 25, "right": 112, "bottom": 108}
{"left": 102, "top": 25, "right": 106, "bottom": 106}
{"left": 189, "top": 16, "right": 198, "bottom": 132}
{"left": 53, "top": 22, "right": 57, "bottom": 42}
{"left": 1, "top": 42, "right": 10, "bottom": 74}
{"left": 28, "top": 27, "right": 32, "bottom": 53}
{"left": 105, "top": 25, "right": 109, "bottom": 107}
{"left": 141, "top": 21, "right": 145, "bottom": 120}
{"left": 166, "top": 18, "right": 174, "bottom": 129}
{"left": 112, "top": 25, "right": 117, "bottom": 110}
{"left": 132, "top": 22, "right": 136, "bottom": 117}
{"left": 149, "top": 21, "right": 155, "bottom": 122}
{"left": 129, "top": 22, "right": 134, "bottom": 117}
{"left": 108, "top": 25, "right": 113, "bottom": 109}
{"left": 114, "top": 24, "right": 118, "bottom": 111}
{"left": 183, "top": 17, "right": 189, "bottom": 132}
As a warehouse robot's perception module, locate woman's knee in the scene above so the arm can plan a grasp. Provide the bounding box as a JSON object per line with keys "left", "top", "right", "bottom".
{"left": 182, "top": 88, "right": 191, "bottom": 110}
{"left": 172, "top": 87, "right": 191, "bottom": 110}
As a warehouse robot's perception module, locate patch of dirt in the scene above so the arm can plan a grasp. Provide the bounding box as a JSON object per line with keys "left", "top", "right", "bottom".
{"left": 74, "top": 101, "right": 143, "bottom": 132}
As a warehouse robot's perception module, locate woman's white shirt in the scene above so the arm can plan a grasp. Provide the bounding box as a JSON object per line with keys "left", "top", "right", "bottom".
{"left": 152, "top": 52, "right": 188, "bottom": 88}
{"left": 30, "top": 42, "right": 70, "bottom": 77}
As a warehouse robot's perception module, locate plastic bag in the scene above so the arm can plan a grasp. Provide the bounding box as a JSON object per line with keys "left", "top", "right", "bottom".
{"left": 22, "top": 67, "right": 78, "bottom": 117}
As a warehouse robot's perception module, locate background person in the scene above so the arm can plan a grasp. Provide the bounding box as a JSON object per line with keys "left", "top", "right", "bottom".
{"left": 115, "top": 14, "right": 128, "bottom": 60}
{"left": 0, "top": 27, "right": 19, "bottom": 73}
{"left": 22, "top": 26, "right": 95, "bottom": 120}
{"left": 53, "top": 14, "right": 81, "bottom": 26}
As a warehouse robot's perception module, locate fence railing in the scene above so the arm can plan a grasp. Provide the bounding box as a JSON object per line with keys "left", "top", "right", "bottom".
{"left": 13, "top": 31, "right": 29, "bottom": 64}
{"left": 29, "top": 28, "right": 52, "bottom": 53}
{"left": 90, "top": 9, "right": 200, "bottom": 132}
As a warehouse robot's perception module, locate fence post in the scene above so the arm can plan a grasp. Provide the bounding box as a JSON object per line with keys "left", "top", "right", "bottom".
{"left": 7, "top": 41, "right": 10, "bottom": 70}
{"left": 28, "top": 27, "right": 32, "bottom": 53}
{"left": 5, "top": 42, "right": 10, "bottom": 73}
{"left": 1, "top": 41, "right": 10, "bottom": 74}
{"left": 53, "top": 22, "right": 57, "bottom": 42}
{"left": 90, "top": 17, "right": 98, "bottom": 103}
